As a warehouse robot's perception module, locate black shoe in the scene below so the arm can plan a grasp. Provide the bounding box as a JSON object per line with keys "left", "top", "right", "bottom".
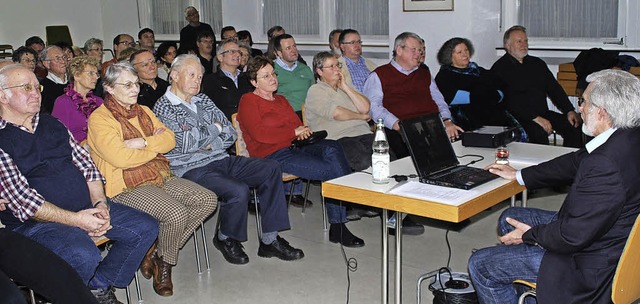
{"left": 388, "top": 216, "right": 425, "bottom": 236}
{"left": 213, "top": 236, "right": 249, "bottom": 265}
{"left": 91, "top": 286, "right": 123, "bottom": 304}
{"left": 258, "top": 236, "right": 304, "bottom": 261}
{"left": 346, "top": 209, "right": 362, "bottom": 221}
{"left": 329, "top": 223, "right": 365, "bottom": 248}
{"left": 286, "top": 195, "right": 313, "bottom": 208}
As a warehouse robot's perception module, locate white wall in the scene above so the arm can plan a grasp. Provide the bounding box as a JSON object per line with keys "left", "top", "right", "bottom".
{"left": 0, "top": 0, "right": 104, "bottom": 50}
{"left": 388, "top": 0, "right": 502, "bottom": 70}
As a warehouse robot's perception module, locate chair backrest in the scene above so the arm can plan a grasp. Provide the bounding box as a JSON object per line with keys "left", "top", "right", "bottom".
{"left": 45, "top": 25, "right": 73, "bottom": 46}
{"left": 611, "top": 214, "right": 640, "bottom": 304}
{"left": 0, "top": 44, "right": 14, "bottom": 59}
{"left": 301, "top": 104, "right": 308, "bottom": 125}
{"left": 231, "top": 113, "right": 250, "bottom": 157}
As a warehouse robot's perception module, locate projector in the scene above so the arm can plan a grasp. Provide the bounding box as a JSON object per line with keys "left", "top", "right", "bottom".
{"left": 461, "top": 126, "right": 519, "bottom": 148}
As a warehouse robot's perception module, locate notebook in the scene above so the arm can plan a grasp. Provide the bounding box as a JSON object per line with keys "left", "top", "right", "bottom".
{"left": 399, "top": 113, "right": 498, "bottom": 190}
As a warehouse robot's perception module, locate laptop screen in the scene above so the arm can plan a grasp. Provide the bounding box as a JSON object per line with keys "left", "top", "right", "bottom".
{"left": 399, "top": 113, "right": 460, "bottom": 176}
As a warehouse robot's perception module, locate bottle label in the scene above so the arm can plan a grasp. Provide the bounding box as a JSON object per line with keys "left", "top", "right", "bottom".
{"left": 372, "top": 153, "right": 390, "bottom": 183}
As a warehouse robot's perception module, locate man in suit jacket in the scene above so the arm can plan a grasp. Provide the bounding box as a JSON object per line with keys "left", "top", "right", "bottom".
{"left": 468, "top": 69, "right": 640, "bottom": 304}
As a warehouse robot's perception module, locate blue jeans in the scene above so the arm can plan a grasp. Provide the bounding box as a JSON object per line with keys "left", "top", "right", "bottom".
{"left": 267, "top": 139, "right": 351, "bottom": 224}
{"left": 13, "top": 201, "right": 159, "bottom": 289}
{"left": 468, "top": 207, "right": 557, "bottom": 304}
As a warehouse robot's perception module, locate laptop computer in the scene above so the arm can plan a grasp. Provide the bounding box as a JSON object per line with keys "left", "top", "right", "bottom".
{"left": 399, "top": 113, "right": 499, "bottom": 190}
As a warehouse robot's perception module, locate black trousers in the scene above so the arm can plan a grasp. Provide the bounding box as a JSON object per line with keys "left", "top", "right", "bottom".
{"left": 0, "top": 228, "right": 98, "bottom": 304}
{"left": 520, "top": 111, "right": 583, "bottom": 148}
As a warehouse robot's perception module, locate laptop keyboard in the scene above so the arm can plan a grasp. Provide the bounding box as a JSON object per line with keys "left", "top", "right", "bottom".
{"left": 431, "top": 167, "right": 496, "bottom": 185}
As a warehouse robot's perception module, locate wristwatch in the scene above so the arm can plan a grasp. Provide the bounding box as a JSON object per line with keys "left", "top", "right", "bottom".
{"left": 93, "top": 200, "right": 110, "bottom": 211}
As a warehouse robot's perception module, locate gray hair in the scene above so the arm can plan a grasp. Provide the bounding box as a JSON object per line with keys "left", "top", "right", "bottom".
{"left": 40, "top": 45, "right": 62, "bottom": 61}
{"left": 436, "top": 37, "right": 475, "bottom": 66}
{"left": 83, "top": 38, "right": 103, "bottom": 53}
{"left": 503, "top": 25, "right": 527, "bottom": 47}
{"left": 185, "top": 6, "right": 197, "bottom": 15}
{"left": 102, "top": 61, "right": 137, "bottom": 87}
{"left": 392, "top": 32, "right": 422, "bottom": 59}
{"left": 169, "top": 54, "right": 204, "bottom": 84}
{"left": 216, "top": 38, "right": 239, "bottom": 55}
{"left": 329, "top": 29, "right": 342, "bottom": 43}
{"left": 586, "top": 69, "right": 640, "bottom": 129}
{"left": 0, "top": 63, "right": 27, "bottom": 87}
{"left": 312, "top": 51, "right": 339, "bottom": 81}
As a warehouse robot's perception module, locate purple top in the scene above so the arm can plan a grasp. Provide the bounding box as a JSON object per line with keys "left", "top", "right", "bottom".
{"left": 51, "top": 84, "right": 103, "bottom": 142}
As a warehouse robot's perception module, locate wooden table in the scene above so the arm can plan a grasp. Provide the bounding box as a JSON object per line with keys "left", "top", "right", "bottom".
{"left": 322, "top": 142, "right": 576, "bottom": 304}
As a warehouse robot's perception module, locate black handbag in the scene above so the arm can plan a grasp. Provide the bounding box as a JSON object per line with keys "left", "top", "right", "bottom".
{"left": 290, "top": 130, "right": 328, "bottom": 148}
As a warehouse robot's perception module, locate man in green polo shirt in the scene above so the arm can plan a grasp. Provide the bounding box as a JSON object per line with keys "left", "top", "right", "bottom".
{"left": 272, "top": 34, "right": 314, "bottom": 117}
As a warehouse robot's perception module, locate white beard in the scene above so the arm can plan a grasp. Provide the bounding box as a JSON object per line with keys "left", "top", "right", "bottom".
{"left": 581, "top": 109, "right": 598, "bottom": 137}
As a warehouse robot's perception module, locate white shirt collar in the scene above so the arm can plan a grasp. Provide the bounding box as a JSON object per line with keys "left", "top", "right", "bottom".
{"left": 585, "top": 127, "right": 617, "bottom": 153}
{"left": 164, "top": 86, "right": 199, "bottom": 113}
{"left": 275, "top": 57, "right": 297, "bottom": 71}
{"left": 46, "top": 72, "right": 67, "bottom": 84}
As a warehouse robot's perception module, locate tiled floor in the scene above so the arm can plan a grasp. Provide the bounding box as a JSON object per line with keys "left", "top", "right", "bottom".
{"left": 115, "top": 185, "right": 565, "bottom": 304}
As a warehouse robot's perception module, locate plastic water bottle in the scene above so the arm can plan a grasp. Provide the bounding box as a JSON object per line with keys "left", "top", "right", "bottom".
{"left": 372, "top": 118, "right": 390, "bottom": 184}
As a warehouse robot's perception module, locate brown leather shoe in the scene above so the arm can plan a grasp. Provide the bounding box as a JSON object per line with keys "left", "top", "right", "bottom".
{"left": 153, "top": 254, "right": 173, "bottom": 297}
{"left": 139, "top": 241, "right": 157, "bottom": 279}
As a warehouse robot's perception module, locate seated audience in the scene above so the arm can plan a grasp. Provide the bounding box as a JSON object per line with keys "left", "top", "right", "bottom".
{"left": 201, "top": 39, "right": 253, "bottom": 120}
{"left": 238, "top": 56, "right": 364, "bottom": 248}
{"left": 435, "top": 37, "right": 513, "bottom": 131}
{"left": 52, "top": 56, "right": 103, "bottom": 145}
{"left": 220, "top": 26, "right": 238, "bottom": 40}
{"left": 469, "top": 69, "right": 640, "bottom": 303}
{"left": 55, "top": 41, "right": 75, "bottom": 61}
{"left": 156, "top": 41, "right": 177, "bottom": 81}
{"left": 25, "top": 36, "right": 47, "bottom": 78}
{"left": 0, "top": 63, "right": 158, "bottom": 304}
{"left": 138, "top": 28, "right": 155, "bottom": 52}
{"left": 491, "top": 25, "right": 582, "bottom": 147}
{"left": 179, "top": 6, "right": 215, "bottom": 54}
{"left": 11, "top": 46, "right": 38, "bottom": 72}
{"left": 237, "top": 30, "right": 263, "bottom": 57}
{"left": 338, "top": 29, "right": 378, "bottom": 93}
{"left": 101, "top": 34, "right": 135, "bottom": 77}
{"left": 87, "top": 62, "right": 217, "bottom": 297}
{"left": 39, "top": 45, "right": 69, "bottom": 114}
{"left": 130, "top": 49, "right": 169, "bottom": 109}
{"left": 272, "top": 34, "right": 314, "bottom": 116}
{"left": 196, "top": 31, "right": 216, "bottom": 75}
{"left": 154, "top": 54, "right": 304, "bottom": 265}
{"left": 266, "top": 25, "right": 285, "bottom": 60}
{"left": 84, "top": 38, "right": 105, "bottom": 64}
{"left": 329, "top": 29, "right": 342, "bottom": 55}
{"left": 238, "top": 43, "right": 252, "bottom": 72}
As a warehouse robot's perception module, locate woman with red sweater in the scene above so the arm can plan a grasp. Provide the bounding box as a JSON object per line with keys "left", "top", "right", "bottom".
{"left": 237, "top": 56, "right": 364, "bottom": 248}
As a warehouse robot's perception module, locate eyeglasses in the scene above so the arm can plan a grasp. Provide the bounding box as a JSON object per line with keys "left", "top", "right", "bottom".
{"left": 342, "top": 40, "right": 362, "bottom": 45}
{"left": 1, "top": 83, "right": 43, "bottom": 93}
{"left": 198, "top": 39, "right": 214, "bottom": 45}
{"left": 132, "top": 60, "right": 157, "bottom": 68}
{"left": 114, "top": 81, "right": 141, "bottom": 90}
{"left": 45, "top": 56, "right": 68, "bottom": 63}
{"left": 88, "top": 48, "right": 104, "bottom": 53}
{"left": 257, "top": 72, "right": 278, "bottom": 80}
{"left": 578, "top": 97, "right": 585, "bottom": 107}
{"left": 118, "top": 41, "right": 137, "bottom": 47}
{"left": 321, "top": 62, "right": 343, "bottom": 70}
{"left": 220, "top": 49, "right": 242, "bottom": 55}
{"left": 401, "top": 46, "right": 425, "bottom": 55}
{"left": 83, "top": 71, "right": 100, "bottom": 77}
{"left": 20, "top": 58, "right": 37, "bottom": 64}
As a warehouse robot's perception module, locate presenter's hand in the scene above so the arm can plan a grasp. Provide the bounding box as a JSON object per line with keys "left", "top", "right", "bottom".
{"left": 567, "top": 111, "right": 582, "bottom": 128}
{"left": 444, "top": 120, "right": 464, "bottom": 141}
{"left": 485, "top": 164, "right": 517, "bottom": 180}
{"left": 392, "top": 120, "right": 400, "bottom": 131}
{"left": 533, "top": 116, "right": 553, "bottom": 134}
{"left": 499, "top": 217, "right": 531, "bottom": 245}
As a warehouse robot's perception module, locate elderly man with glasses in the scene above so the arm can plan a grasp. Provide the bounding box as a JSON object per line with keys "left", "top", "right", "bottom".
{"left": 39, "top": 45, "right": 69, "bottom": 114}
{"left": 179, "top": 6, "right": 215, "bottom": 55}
{"left": 201, "top": 38, "right": 254, "bottom": 121}
{"left": 0, "top": 63, "right": 159, "bottom": 304}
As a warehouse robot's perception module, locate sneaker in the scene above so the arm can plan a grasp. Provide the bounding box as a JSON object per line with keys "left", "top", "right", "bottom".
{"left": 91, "top": 287, "right": 123, "bottom": 304}
{"left": 258, "top": 236, "right": 304, "bottom": 261}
